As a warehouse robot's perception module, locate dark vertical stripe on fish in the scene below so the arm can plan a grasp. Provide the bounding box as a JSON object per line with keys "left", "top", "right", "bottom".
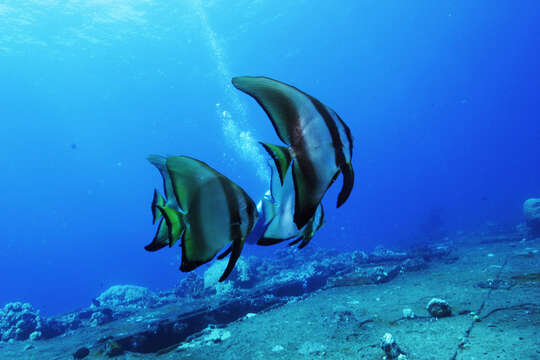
{"left": 335, "top": 113, "right": 353, "bottom": 159}
{"left": 308, "top": 96, "right": 346, "bottom": 168}
{"left": 241, "top": 188, "right": 255, "bottom": 235}
{"left": 217, "top": 177, "right": 242, "bottom": 242}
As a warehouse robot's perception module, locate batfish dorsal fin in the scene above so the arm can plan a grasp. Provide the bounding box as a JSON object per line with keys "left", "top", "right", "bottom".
{"left": 147, "top": 155, "right": 180, "bottom": 210}
{"left": 259, "top": 142, "right": 292, "bottom": 185}
{"left": 232, "top": 76, "right": 308, "bottom": 145}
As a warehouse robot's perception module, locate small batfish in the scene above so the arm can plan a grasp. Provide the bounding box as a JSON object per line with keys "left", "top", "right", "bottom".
{"left": 254, "top": 160, "right": 324, "bottom": 249}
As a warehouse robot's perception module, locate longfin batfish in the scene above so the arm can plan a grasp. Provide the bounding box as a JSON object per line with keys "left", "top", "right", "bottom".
{"left": 232, "top": 76, "right": 353, "bottom": 229}
{"left": 145, "top": 155, "right": 257, "bottom": 282}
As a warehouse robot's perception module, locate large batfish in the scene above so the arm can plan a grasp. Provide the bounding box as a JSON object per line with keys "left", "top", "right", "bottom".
{"left": 232, "top": 76, "right": 354, "bottom": 229}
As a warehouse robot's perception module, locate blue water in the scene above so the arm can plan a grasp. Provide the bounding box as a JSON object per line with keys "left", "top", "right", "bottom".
{"left": 0, "top": 1, "right": 538, "bottom": 316}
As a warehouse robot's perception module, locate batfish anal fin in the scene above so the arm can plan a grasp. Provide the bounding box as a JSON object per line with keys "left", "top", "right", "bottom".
{"left": 259, "top": 142, "right": 292, "bottom": 185}
{"left": 219, "top": 228, "right": 245, "bottom": 282}
{"left": 337, "top": 162, "right": 354, "bottom": 208}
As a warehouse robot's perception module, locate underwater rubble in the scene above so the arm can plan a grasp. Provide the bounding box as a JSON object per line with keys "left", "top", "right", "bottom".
{"left": 0, "top": 231, "right": 539, "bottom": 359}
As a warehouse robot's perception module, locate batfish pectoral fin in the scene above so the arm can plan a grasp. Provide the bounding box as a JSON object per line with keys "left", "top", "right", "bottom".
{"left": 156, "top": 205, "right": 185, "bottom": 247}
{"left": 144, "top": 218, "right": 169, "bottom": 252}
{"left": 151, "top": 189, "right": 166, "bottom": 225}
{"left": 337, "top": 162, "right": 354, "bottom": 208}
{"left": 259, "top": 142, "right": 292, "bottom": 185}
{"left": 219, "top": 228, "right": 245, "bottom": 282}
{"left": 297, "top": 203, "right": 325, "bottom": 249}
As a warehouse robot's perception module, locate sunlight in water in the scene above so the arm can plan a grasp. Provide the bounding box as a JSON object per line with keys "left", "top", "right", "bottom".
{"left": 191, "top": 0, "right": 268, "bottom": 182}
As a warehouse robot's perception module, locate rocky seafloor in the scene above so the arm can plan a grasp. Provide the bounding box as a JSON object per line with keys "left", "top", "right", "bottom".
{"left": 1, "top": 230, "right": 539, "bottom": 360}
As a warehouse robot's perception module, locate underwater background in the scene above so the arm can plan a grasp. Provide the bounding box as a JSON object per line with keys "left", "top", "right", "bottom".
{"left": 0, "top": 0, "right": 539, "bottom": 316}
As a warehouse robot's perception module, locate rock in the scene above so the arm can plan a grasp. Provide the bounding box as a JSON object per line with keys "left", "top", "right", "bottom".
{"left": 380, "top": 332, "right": 406, "bottom": 359}
{"left": 89, "top": 309, "right": 114, "bottom": 327}
{"left": 369, "top": 247, "right": 408, "bottom": 263}
{"left": 175, "top": 273, "right": 206, "bottom": 298}
{"left": 178, "top": 326, "right": 232, "bottom": 349}
{"left": 97, "top": 285, "right": 159, "bottom": 309}
{"left": 351, "top": 250, "right": 369, "bottom": 264}
{"left": 411, "top": 244, "right": 452, "bottom": 261}
{"left": 104, "top": 340, "right": 124, "bottom": 357}
{"left": 73, "top": 346, "right": 90, "bottom": 359}
{"left": 298, "top": 341, "right": 326, "bottom": 355}
{"left": 426, "top": 298, "right": 452, "bottom": 318}
{"left": 203, "top": 257, "right": 254, "bottom": 290}
{"left": 40, "top": 318, "right": 68, "bottom": 339}
{"left": 402, "top": 308, "right": 415, "bottom": 319}
{"left": 327, "top": 265, "right": 401, "bottom": 287}
{"left": 476, "top": 279, "right": 514, "bottom": 290}
{"left": 29, "top": 330, "right": 41, "bottom": 341}
{"left": 400, "top": 257, "right": 427, "bottom": 272}
{"left": 523, "top": 198, "right": 540, "bottom": 236}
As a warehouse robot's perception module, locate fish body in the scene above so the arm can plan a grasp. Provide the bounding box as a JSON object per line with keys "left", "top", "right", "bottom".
{"left": 145, "top": 155, "right": 257, "bottom": 282}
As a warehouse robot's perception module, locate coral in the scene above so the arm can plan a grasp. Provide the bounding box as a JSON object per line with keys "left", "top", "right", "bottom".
{"left": 0, "top": 302, "right": 41, "bottom": 342}
{"left": 203, "top": 256, "right": 254, "bottom": 291}
{"left": 96, "top": 285, "right": 159, "bottom": 309}
{"left": 175, "top": 272, "right": 206, "bottom": 298}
